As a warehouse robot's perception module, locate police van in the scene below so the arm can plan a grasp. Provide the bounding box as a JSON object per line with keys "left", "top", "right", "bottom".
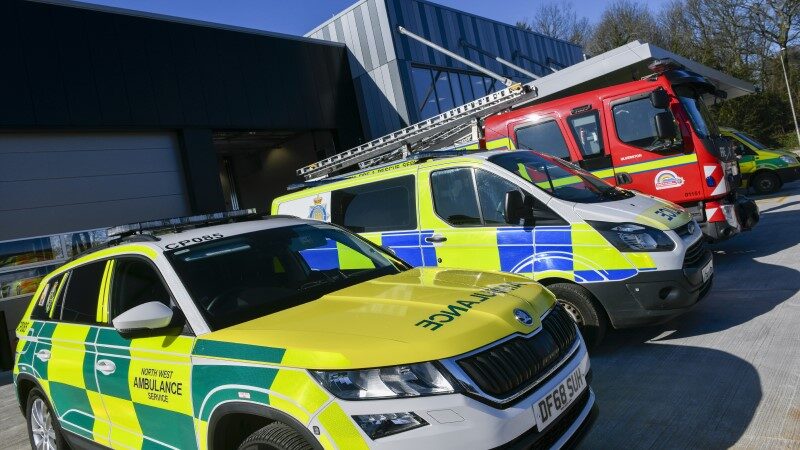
{"left": 14, "top": 213, "right": 596, "bottom": 450}
{"left": 274, "top": 150, "right": 714, "bottom": 345}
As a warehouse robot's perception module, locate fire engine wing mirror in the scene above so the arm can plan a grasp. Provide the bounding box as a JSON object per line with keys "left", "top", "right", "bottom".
{"left": 113, "top": 301, "right": 173, "bottom": 334}
{"left": 654, "top": 112, "right": 677, "bottom": 141}
{"left": 504, "top": 191, "right": 534, "bottom": 226}
{"left": 615, "top": 172, "right": 633, "bottom": 185}
{"left": 650, "top": 89, "right": 670, "bottom": 109}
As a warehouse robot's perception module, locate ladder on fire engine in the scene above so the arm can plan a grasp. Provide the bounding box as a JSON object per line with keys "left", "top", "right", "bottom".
{"left": 296, "top": 81, "right": 537, "bottom": 181}
{"left": 296, "top": 36, "right": 757, "bottom": 182}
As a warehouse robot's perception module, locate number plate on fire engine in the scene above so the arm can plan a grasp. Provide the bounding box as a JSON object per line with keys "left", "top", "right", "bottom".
{"left": 533, "top": 365, "right": 586, "bottom": 431}
{"left": 702, "top": 259, "right": 713, "bottom": 282}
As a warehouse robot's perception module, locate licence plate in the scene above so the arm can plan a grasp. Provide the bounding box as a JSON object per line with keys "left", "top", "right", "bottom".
{"left": 702, "top": 259, "right": 713, "bottom": 282}
{"left": 533, "top": 366, "right": 585, "bottom": 431}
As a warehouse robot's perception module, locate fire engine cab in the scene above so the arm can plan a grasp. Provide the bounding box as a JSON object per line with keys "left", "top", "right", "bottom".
{"left": 483, "top": 59, "right": 759, "bottom": 241}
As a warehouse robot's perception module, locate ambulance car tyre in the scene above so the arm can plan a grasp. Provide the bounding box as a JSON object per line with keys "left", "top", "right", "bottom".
{"left": 239, "top": 422, "right": 313, "bottom": 450}
{"left": 549, "top": 283, "right": 607, "bottom": 347}
{"left": 751, "top": 171, "right": 780, "bottom": 194}
{"left": 26, "top": 387, "right": 67, "bottom": 450}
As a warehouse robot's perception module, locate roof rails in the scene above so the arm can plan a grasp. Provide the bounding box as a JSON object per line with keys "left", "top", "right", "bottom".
{"left": 107, "top": 209, "right": 259, "bottom": 238}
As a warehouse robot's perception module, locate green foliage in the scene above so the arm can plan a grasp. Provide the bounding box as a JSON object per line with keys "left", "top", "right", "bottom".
{"left": 713, "top": 92, "right": 791, "bottom": 146}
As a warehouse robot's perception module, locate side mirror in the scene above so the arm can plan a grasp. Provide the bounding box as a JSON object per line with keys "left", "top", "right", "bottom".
{"left": 504, "top": 190, "right": 535, "bottom": 225}
{"left": 615, "top": 172, "right": 633, "bottom": 185}
{"left": 650, "top": 88, "right": 670, "bottom": 109}
{"left": 654, "top": 112, "right": 677, "bottom": 141}
{"left": 113, "top": 301, "right": 173, "bottom": 334}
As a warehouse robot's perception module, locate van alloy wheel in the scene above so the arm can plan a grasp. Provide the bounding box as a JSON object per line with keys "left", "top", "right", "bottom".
{"left": 30, "top": 398, "right": 56, "bottom": 450}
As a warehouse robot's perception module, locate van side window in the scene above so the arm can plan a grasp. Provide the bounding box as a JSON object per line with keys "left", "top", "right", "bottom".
{"left": 331, "top": 175, "right": 416, "bottom": 232}
{"left": 612, "top": 97, "right": 679, "bottom": 149}
{"left": 110, "top": 258, "right": 171, "bottom": 321}
{"left": 475, "top": 170, "right": 524, "bottom": 225}
{"left": 515, "top": 120, "right": 572, "bottom": 160}
{"left": 30, "top": 273, "right": 67, "bottom": 321}
{"left": 568, "top": 111, "right": 604, "bottom": 157}
{"left": 431, "top": 168, "right": 482, "bottom": 226}
{"left": 59, "top": 261, "right": 106, "bottom": 324}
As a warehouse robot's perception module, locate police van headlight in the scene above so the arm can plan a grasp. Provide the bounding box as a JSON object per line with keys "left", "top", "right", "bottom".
{"left": 588, "top": 221, "right": 675, "bottom": 252}
{"left": 310, "top": 362, "right": 457, "bottom": 400}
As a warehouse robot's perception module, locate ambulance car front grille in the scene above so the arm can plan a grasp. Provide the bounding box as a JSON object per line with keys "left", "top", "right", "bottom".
{"left": 456, "top": 305, "right": 578, "bottom": 400}
{"left": 683, "top": 239, "right": 707, "bottom": 267}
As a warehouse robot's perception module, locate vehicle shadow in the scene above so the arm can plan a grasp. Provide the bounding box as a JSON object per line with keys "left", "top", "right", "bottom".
{"left": 579, "top": 344, "right": 761, "bottom": 449}
{"left": 0, "top": 371, "right": 10, "bottom": 386}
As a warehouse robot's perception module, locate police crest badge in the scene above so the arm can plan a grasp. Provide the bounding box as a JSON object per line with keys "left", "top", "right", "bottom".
{"left": 308, "top": 195, "right": 328, "bottom": 221}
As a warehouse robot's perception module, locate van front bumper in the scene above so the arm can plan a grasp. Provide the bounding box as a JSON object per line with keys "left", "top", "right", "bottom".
{"left": 582, "top": 249, "right": 713, "bottom": 329}
{"left": 313, "top": 343, "right": 596, "bottom": 449}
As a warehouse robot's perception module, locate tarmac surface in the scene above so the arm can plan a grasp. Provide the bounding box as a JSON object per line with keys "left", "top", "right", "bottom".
{"left": 1, "top": 184, "right": 799, "bottom": 449}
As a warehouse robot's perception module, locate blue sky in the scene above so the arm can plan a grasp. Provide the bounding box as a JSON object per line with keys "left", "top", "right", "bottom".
{"left": 80, "top": 0, "right": 671, "bottom": 36}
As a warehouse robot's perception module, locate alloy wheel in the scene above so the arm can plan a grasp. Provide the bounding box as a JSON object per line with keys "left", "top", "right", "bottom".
{"left": 30, "top": 398, "right": 56, "bottom": 450}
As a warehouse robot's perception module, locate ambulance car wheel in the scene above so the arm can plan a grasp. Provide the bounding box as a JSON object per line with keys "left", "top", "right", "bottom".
{"left": 26, "top": 387, "right": 67, "bottom": 450}
{"left": 752, "top": 171, "right": 780, "bottom": 194}
{"left": 548, "top": 283, "right": 607, "bottom": 347}
{"left": 239, "top": 422, "right": 313, "bottom": 450}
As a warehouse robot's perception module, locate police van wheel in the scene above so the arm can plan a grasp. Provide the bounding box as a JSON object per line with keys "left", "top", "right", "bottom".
{"left": 548, "top": 283, "right": 607, "bottom": 348}
{"left": 26, "top": 387, "right": 67, "bottom": 450}
{"left": 752, "top": 171, "right": 780, "bottom": 194}
{"left": 239, "top": 422, "right": 313, "bottom": 450}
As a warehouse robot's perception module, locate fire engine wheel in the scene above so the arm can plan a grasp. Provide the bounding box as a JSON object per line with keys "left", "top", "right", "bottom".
{"left": 239, "top": 422, "right": 313, "bottom": 450}
{"left": 26, "top": 388, "right": 67, "bottom": 450}
{"left": 548, "top": 283, "right": 607, "bottom": 348}
{"left": 752, "top": 171, "right": 781, "bottom": 194}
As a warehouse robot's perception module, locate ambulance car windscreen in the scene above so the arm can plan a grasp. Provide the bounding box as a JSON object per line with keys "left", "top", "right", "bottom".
{"left": 489, "top": 151, "right": 633, "bottom": 203}
{"left": 165, "top": 224, "right": 403, "bottom": 330}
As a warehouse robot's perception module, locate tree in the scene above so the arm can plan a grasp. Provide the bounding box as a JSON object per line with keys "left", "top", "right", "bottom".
{"left": 516, "top": 2, "right": 592, "bottom": 48}
{"left": 586, "top": 0, "right": 664, "bottom": 54}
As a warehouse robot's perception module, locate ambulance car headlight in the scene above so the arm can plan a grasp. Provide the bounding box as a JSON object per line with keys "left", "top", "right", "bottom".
{"left": 780, "top": 155, "right": 799, "bottom": 165}
{"left": 352, "top": 412, "right": 428, "bottom": 439}
{"left": 588, "top": 221, "right": 675, "bottom": 252}
{"left": 311, "top": 362, "right": 456, "bottom": 400}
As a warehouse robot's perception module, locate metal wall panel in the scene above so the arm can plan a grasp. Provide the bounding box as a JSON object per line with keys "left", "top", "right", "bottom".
{"left": 308, "top": 0, "right": 585, "bottom": 138}
{"left": 0, "top": 0, "right": 362, "bottom": 148}
{"left": 0, "top": 132, "right": 190, "bottom": 241}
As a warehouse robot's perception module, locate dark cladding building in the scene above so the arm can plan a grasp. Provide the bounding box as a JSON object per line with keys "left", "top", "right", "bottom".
{"left": 0, "top": 0, "right": 363, "bottom": 363}
{"left": 307, "top": 0, "right": 585, "bottom": 138}
{"left": 0, "top": 0, "right": 586, "bottom": 366}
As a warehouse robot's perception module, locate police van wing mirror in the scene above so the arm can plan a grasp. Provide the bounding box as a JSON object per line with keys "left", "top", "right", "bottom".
{"left": 650, "top": 88, "right": 670, "bottom": 109}
{"left": 113, "top": 301, "right": 174, "bottom": 334}
{"left": 654, "top": 112, "right": 677, "bottom": 141}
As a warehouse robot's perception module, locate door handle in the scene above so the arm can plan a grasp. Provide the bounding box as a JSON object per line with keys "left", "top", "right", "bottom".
{"left": 95, "top": 359, "right": 116, "bottom": 376}
{"left": 35, "top": 349, "right": 51, "bottom": 362}
{"left": 425, "top": 234, "right": 447, "bottom": 243}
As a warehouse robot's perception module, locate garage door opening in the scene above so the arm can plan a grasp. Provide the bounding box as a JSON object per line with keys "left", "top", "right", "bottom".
{"left": 213, "top": 131, "right": 337, "bottom": 213}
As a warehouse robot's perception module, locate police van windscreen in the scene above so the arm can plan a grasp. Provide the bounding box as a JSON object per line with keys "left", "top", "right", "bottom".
{"left": 489, "top": 151, "right": 633, "bottom": 203}
{"left": 165, "top": 224, "right": 404, "bottom": 330}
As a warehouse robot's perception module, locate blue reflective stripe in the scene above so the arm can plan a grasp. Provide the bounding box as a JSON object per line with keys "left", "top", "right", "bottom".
{"left": 381, "top": 230, "right": 437, "bottom": 267}
{"left": 498, "top": 226, "right": 573, "bottom": 273}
